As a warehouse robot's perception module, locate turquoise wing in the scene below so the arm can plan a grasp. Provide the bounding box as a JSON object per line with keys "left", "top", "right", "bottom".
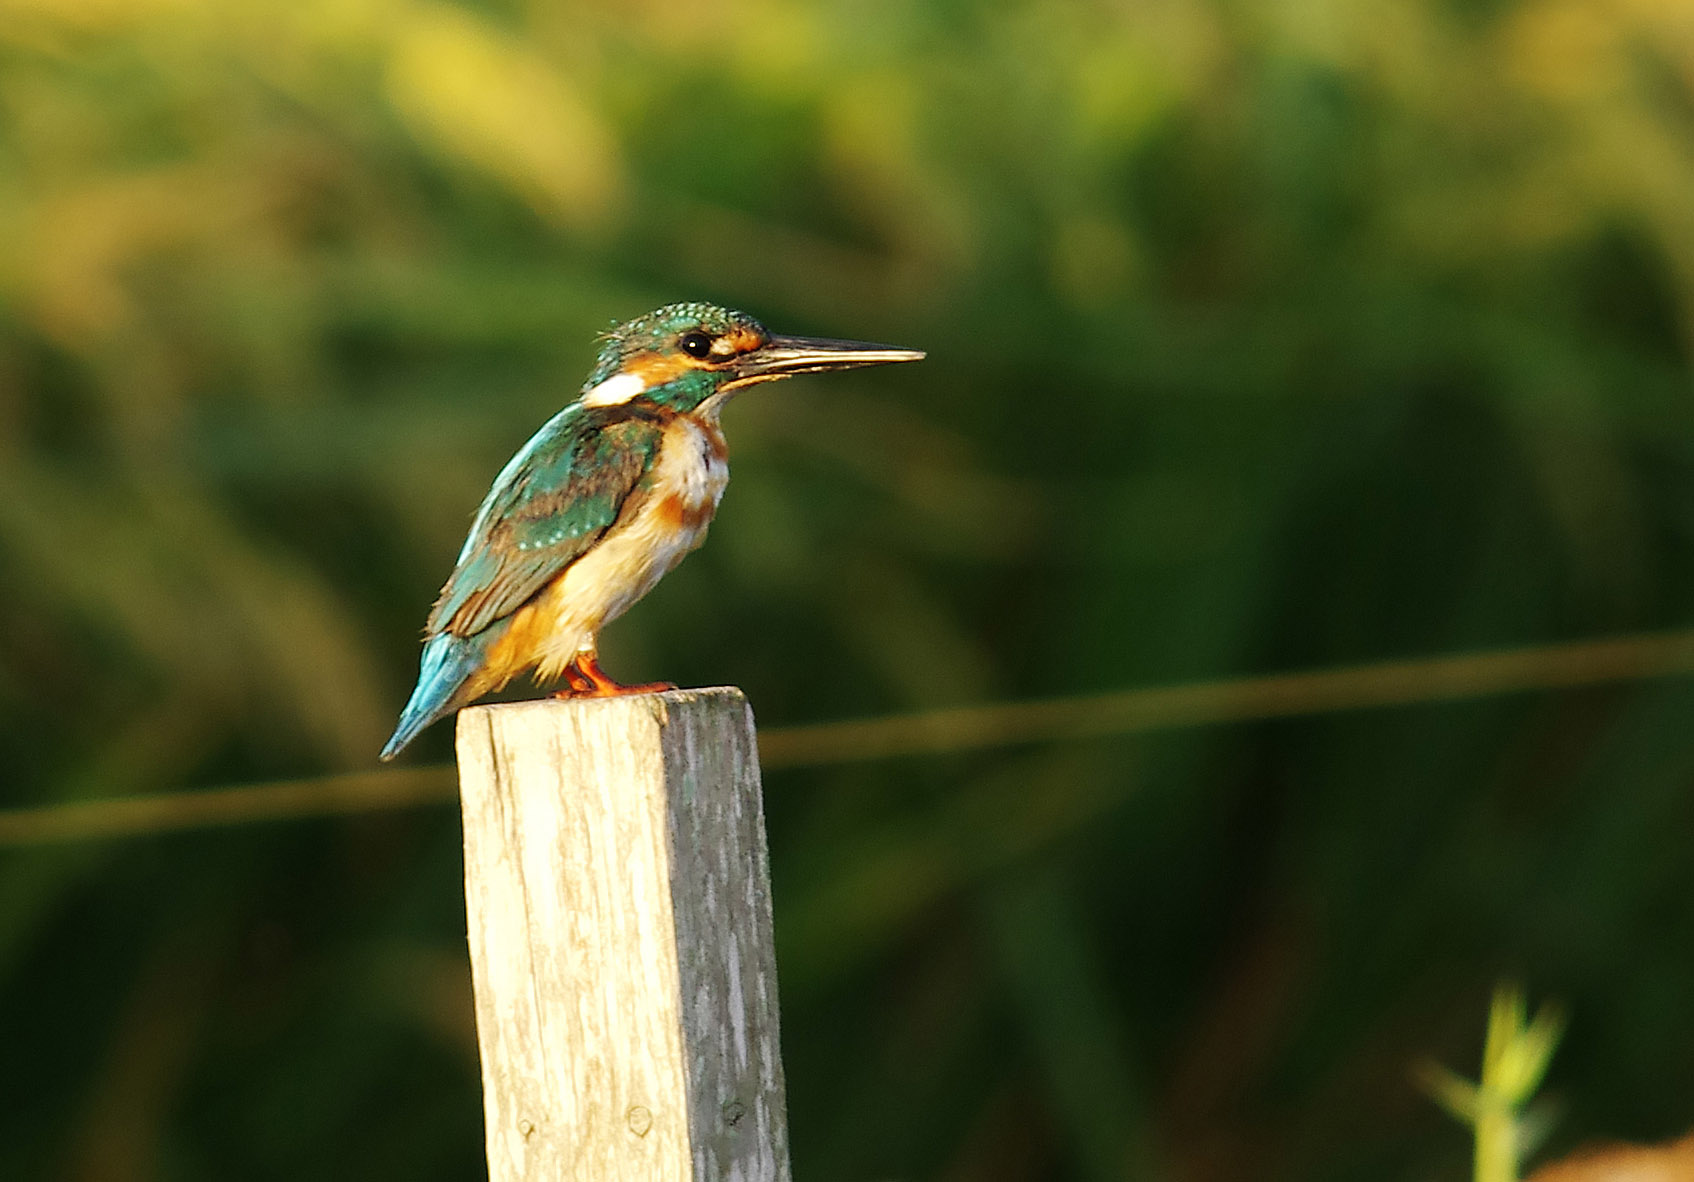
{"left": 427, "top": 407, "right": 663, "bottom": 638}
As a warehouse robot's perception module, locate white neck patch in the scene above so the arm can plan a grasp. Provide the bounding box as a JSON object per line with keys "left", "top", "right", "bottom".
{"left": 580, "top": 371, "right": 646, "bottom": 408}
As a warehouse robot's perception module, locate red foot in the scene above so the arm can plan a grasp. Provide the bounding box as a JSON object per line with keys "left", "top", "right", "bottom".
{"left": 550, "top": 653, "right": 676, "bottom": 699}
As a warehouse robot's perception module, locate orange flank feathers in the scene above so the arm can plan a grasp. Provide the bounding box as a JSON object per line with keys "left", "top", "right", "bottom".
{"left": 477, "top": 596, "right": 556, "bottom": 694}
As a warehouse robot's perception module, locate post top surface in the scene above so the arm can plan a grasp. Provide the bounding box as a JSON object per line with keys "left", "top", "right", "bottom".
{"left": 457, "top": 687, "right": 748, "bottom": 728}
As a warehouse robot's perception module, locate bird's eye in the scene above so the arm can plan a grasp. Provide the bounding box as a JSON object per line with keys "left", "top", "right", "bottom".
{"left": 679, "top": 332, "right": 714, "bottom": 359}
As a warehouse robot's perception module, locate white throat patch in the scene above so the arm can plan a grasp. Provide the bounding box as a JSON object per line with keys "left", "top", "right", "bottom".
{"left": 580, "top": 372, "right": 646, "bottom": 408}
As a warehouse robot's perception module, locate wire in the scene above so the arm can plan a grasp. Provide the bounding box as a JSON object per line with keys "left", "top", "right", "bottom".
{"left": 757, "top": 627, "right": 1694, "bottom": 764}
{"left": 0, "top": 767, "right": 456, "bottom": 846}
{"left": 5, "top": 628, "right": 1694, "bottom": 846}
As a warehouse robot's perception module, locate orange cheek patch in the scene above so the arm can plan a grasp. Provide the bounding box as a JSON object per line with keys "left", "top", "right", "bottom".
{"left": 628, "top": 352, "right": 697, "bottom": 386}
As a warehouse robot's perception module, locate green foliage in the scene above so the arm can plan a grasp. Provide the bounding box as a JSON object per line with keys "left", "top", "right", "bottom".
{"left": 2, "top": 0, "right": 1693, "bottom": 1178}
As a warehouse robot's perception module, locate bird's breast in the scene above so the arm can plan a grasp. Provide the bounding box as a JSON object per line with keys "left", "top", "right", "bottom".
{"left": 520, "top": 414, "right": 729, "bottom": 676}
{"left": 651, "top": 412, "right": 730, "bottom": 529}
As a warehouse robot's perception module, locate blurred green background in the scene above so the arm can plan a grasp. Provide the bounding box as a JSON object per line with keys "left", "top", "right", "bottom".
{"left": 3, "top": 0, "right": 1694, "bottom": 1178}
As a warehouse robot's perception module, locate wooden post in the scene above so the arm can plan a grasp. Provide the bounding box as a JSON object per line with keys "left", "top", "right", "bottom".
{"left": 454, "top": 688, "right": 791, "bottom": 1182}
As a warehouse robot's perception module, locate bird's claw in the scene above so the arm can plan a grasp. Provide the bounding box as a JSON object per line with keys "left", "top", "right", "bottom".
{"left": 552, "top": 655, "right": 675, "bottom": 698}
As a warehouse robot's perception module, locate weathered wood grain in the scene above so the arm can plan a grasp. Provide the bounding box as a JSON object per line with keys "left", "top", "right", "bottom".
{"left": 455, "top": 688, "right": 790, "bottom": 1181}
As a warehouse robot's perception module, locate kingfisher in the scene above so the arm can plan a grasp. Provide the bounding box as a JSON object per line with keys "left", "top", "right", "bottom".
{"left": 380, "top": 302, "right": 924, "bottom": 760}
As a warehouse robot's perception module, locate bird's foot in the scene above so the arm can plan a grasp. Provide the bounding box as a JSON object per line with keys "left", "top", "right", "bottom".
{"left": 554, "top": 653, "right": 676, "bottom": 698}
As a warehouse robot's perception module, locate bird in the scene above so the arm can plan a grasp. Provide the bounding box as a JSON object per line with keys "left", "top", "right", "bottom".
{"left": 380, "top": 302, "right": 924, "bottom": 760}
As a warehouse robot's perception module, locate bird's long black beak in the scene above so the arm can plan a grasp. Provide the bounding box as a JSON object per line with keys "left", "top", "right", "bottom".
{"left": 727, "top": 334, "right": 925, "bottom": 387}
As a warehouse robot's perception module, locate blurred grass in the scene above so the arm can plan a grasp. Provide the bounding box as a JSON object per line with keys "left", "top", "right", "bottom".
{"left": 1420, "top": 985, "right": 1565, "bottom": 1182}
{"left": 2, "top": 0, "right": 1693, "bottom": 1178}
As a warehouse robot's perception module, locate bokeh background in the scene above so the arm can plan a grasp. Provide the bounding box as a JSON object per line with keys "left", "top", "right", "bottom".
{"left": 4, "top": 0, "right": 1694, "bottom": 1178}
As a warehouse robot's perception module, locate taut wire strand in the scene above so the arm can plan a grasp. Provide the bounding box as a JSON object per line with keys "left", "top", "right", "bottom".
{"left": 5, "top": 628, "right": 1694, "bottom": 846}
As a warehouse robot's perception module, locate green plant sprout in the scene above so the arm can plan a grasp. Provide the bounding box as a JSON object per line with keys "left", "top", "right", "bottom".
{"left": 1417, "top": 984, "right": 1567, "bottom": 1182}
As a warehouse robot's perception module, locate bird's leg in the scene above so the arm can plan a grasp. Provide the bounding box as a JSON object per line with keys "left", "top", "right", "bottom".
{"left": 570, "top": 651, "right": 676, "bottom": 697}
{"left": 550, "top": 660, "right": 599, "bottom": 698}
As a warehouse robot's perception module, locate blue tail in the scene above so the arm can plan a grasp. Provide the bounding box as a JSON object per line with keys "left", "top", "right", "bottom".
{"left": 380, "top": 628, "right": 501, "bottom": 761}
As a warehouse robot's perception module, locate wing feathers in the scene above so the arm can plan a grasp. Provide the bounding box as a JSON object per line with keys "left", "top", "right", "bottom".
{"left": 426, "top": 410, "right": 663, "bottom": 638}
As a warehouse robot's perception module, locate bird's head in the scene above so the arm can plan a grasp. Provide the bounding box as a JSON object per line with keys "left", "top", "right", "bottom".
{"left": 578, "top": 302, "right": 924, "bottom": 416}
